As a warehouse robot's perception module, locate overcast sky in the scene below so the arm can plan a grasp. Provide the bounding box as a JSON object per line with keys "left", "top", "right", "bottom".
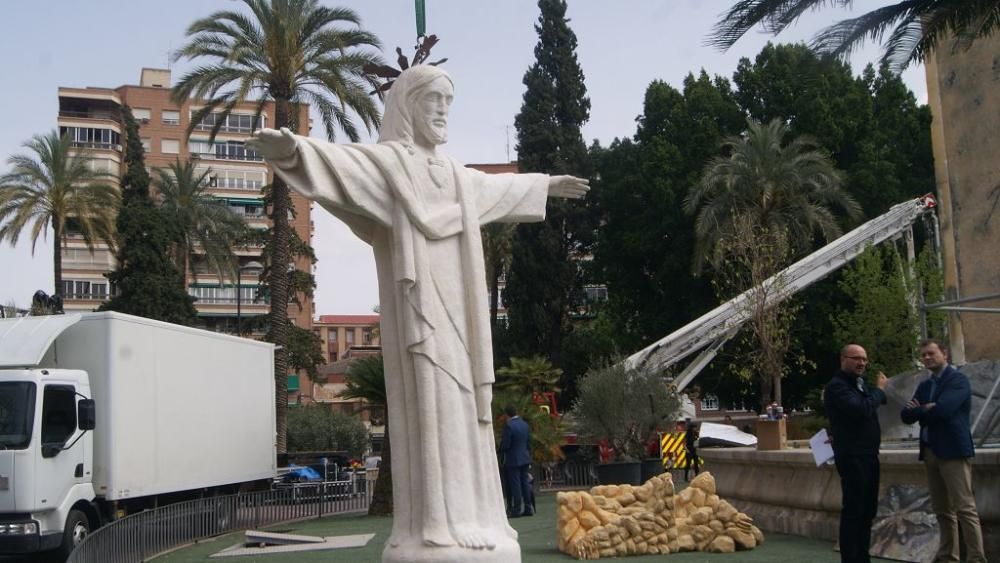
{"left": 0, "top": 1, "right": 926, "bottom": 313}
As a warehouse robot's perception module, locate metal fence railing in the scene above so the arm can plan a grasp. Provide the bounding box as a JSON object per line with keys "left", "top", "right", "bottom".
{"left": 67, "top": 472, "right": 375, "bottom": 563}
{"left": 534, "top": 459, "right": 598, "bottom": 491}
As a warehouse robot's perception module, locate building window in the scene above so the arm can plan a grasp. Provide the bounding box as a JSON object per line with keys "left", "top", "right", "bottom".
{"left": 132, "top": 108, "right": 152, "bottom": 122}
{"left": 188, "top": 285, "right": 262, "bottom": 304}
{"left": 701, "top": 394, "right": 720, "bottom": 411}
{"left": 215, "top": 140, "right": 262, "bottom": 162}
{"left": 345, "top": 329, "right": 354, "bottom": 346}
{"left": 161, "top": 139, "right": 180, "bottom": 154}
{"left": 141, "top": 138, "right": 151, "bottom": 152}
{"left": 59, "top": 126, "right": 121, "bottom": 150}
{"left": 62, "top": 248, "right": 114, "bottom": 268}
{"left": 227, "top": 202, "right": 265, "bottom": 218}
{"left": 584, "top": 285, "right": 608, "bottom": 302}
{"left": 199, "top": 167, "right": 266, "bottom": 190}
{"left": 88, "top": 158, "right": 115, "bottom": 174}
{"left": 161, "top": 110, "right": 180, "bottom": 126}
{"left": 362, "top": 328, "right": 373, "bottom": 345}
{"left": 193, "top": 112, "right": 265, "bottom": 134}
{"left": 60, "top": 280, "right": 108, "bottom": 299}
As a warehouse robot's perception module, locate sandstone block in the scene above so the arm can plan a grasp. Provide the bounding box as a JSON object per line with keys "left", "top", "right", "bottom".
{"left": 707, "top": 535, "right": 736, "bottom": 553}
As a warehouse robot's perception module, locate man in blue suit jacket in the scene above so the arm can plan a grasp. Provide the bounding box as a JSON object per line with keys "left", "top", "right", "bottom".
{"left": 901, "top": 339, "right": 985, "bottom": 563}
{"left": 499, "top": 405, "right": 533, "bottom": 517}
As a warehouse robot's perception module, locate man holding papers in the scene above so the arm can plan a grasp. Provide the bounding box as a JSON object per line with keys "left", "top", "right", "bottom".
{"left": 824, "top": 344, "right": 888, "bottom": 563}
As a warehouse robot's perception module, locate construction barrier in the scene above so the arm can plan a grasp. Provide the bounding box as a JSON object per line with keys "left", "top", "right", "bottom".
{"left": 660, "top": 432, "right": 700, "bottom": 469}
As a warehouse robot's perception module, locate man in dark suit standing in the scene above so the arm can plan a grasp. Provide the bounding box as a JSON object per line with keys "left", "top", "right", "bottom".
{"left": 825, "top": 344, "right": 888, "bottom": 563}
{"left": 500, "top": 405, "right": 533, "bottom": 517}
{"left": 901, "top": 339, "right": 986, "bottom": 563}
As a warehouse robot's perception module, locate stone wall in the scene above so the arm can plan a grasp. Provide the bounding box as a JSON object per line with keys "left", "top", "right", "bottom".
{"left": 926, "top": 32, "right": 1000, "bottom": 362}
{"left": 700, "top": 447, "right": 999, "bottom": 561}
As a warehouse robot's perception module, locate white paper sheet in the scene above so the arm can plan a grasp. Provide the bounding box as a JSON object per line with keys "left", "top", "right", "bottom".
{"left": 809, "top": 428, "right": 835, "bottom": 467}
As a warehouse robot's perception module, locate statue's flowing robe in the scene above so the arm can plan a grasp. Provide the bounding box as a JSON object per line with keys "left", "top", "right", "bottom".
{"left": 270, "top": 138, "right": 549, "bottom": 547}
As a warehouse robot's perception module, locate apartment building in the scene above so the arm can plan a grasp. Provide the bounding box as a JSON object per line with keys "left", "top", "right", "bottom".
{"left": 57, "top": 67, "right": 314, "bottom": 332}
{"left": 312, "top": 314, "right": 381, "bottom": 364}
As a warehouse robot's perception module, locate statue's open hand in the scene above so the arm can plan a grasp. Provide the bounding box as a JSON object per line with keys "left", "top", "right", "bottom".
{"left": 548, "top": 175, "right": 590, "bottom": 199}
{"left": 246, "top": 127, "right": 298, "bottom": 161}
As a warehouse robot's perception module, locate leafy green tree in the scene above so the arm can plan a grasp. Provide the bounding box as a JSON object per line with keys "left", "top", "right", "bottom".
{"left": 592, "top": 72, "right": 743, "bottom": 348}
{"left": 505, "top": 0, "right": 594, "bottom": 365}
{"left": 154, "top": 160, "right": 246, "bottom": 283}
{"left": 288, "top": 324, "right": 326, "bottom": 382}
{"left": 711, "top": 217, "right": 803, "bottom": 408}
{"left": 101, "top": 108, "right": 197, "bottom": 324}
{"left": 172, "top": 0, "right": 383, "bottom": 453}
{"left": 726, "top": 44, "right": 933, "bottom": 408}
{"left": 341, "top": 355, "right": 391, "bottom": 516}
{"left": 731, "top": 44, "right": 934, "bottom": 217}
{"left": 916, "top": 244, "right": 946, "bottom": 339}
{"left": 687, "top": 118, "right": 860, "bottom": 407}
{"left": 831, "top": 243, "right": 948, "bottom": 377}
{"left": 0, "top": 130, "right": 118, "bottom": 295}
{"left": 571, "top": 360, "right": 681, "bottom": 462}
{"left": 850, "top": 63, "right": 935, "bottom": 213}
{"left": 286, "top": 405, "right": 368, "bottom": 456}
{"left": 685, "top": 117, "right": 861, "bottom": 271}
{"left": 710, "top": 0, "right": 1000, "bottom": 70}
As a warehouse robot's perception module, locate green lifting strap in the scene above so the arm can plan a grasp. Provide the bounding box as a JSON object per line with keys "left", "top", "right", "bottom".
{"left": 415, "top": 0, "right": 426, "bottom": 38}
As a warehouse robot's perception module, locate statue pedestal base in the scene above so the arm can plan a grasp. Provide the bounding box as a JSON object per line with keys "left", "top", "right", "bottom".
{"left": 382, "top": 535, "right": 521, "bottom": 563}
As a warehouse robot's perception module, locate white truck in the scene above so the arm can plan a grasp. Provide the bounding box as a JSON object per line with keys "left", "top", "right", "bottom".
{"left": 0, "top": 311, "right": 276, "bottom": 557}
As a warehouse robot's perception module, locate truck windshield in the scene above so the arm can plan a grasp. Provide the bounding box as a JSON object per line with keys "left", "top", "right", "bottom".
{"left": 0, "top": 382, "right": 36, "bottom": 450}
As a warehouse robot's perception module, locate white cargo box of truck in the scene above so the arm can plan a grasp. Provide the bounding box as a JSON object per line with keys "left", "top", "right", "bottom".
{"left": 37, "top": 312, "right": 276, "bottom": 499}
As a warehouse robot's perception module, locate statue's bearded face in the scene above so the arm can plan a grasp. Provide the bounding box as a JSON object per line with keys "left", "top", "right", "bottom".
{"left": 413, "top": 77, "right": 454, "bottom": 147}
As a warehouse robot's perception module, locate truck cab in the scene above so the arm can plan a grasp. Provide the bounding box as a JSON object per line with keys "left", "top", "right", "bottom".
{"left": 0, "top": 315, "right": 97, "bottom": 556}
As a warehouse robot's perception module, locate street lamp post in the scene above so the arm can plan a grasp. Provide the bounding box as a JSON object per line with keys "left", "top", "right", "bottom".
{"left": 235, "top": 260, "right": 264, "bottom": 335}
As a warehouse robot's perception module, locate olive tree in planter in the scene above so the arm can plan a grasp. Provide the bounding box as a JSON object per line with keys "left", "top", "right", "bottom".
{"left": 572, "top": 360, "right": 681, "bottom": 485}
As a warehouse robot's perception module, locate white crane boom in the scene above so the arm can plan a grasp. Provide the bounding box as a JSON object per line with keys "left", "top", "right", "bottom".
{"left": 625, "top": 194, "right": 937, "bottom": 391}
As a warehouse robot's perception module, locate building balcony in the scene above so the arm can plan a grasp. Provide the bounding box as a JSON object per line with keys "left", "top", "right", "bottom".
{"left": 190, "top": 296, "right": 270, "bottom": 306}
{"left": 58, "top": 110, "right": 122, "bottom": 125}
{"left": 70, "top": 141, "right": 123, "bottom": 152}
{"left": 62, "top": 292, "right": 110, "bottom": 301}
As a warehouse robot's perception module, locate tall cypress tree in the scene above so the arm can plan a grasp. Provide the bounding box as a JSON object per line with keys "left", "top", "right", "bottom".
{"left": 101, "top": 108, "right": 197, "bottom": 324}
{"left": 504, "top": 0, "right": 593, "bottom": 365}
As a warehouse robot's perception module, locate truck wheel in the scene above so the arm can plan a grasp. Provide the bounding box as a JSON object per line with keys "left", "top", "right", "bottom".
{"left": 59, "top": 509, "right": 91, "bottom": 558}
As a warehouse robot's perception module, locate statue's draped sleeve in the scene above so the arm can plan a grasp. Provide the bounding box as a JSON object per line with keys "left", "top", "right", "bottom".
{"left": 268, "top": 137, "right": 397, "bottom": 245}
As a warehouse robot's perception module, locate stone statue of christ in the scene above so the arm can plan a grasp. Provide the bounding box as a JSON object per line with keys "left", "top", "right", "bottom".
{"left": 248, "top": 64, "right": 588, "bottom": 562}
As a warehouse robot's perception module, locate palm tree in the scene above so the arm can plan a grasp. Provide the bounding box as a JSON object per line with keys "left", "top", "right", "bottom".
{"left": 154, "top": 160, "right": 247, "bottom": 286}
{"left": 0, "top": 130, "right": 119, "bottom": 295}
{"left": 687, "top": 118, "right": 860, "bottom": 408}
{"left": 341, "top": 355, "right": 392, "bottom": 516}
{"left": 495, "top": 356, "right": 563, "bottom": 395}
{"left": 684, "top": 117, "right": 860, "bottom": 272}
{"left": 709, "top": 0, "right": 1000, "bottom": 70}
{"left": 172, "top": 0, "right": 384, "bottom": 452}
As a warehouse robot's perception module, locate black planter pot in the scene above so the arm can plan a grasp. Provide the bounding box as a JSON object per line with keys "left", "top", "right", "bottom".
{"left": 595, "top": 461, "right": 642, "bottom": 485}
{"left": 640, "top": 458, "right": 664, "bottom": 483}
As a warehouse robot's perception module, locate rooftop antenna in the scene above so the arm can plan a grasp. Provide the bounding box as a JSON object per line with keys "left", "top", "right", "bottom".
{"left": 505, "top": 125, "right": 511, "bottom": 162}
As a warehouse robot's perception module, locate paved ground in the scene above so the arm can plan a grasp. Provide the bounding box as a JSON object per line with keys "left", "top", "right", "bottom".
{"left": 152, "top": 492, "right": 867, "bottom": 563}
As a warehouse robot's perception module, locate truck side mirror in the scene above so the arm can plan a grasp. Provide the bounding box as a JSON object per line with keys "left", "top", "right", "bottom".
{"left": 78, "top": 399, "right": 96, "bottom": 431}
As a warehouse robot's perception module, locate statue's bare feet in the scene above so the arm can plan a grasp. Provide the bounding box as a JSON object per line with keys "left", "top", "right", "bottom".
{"left": 422, "top": 525, "right": 456, "bottom": 547}
{"left": 453, "top": 526, "right": 497, "bottom": 550}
